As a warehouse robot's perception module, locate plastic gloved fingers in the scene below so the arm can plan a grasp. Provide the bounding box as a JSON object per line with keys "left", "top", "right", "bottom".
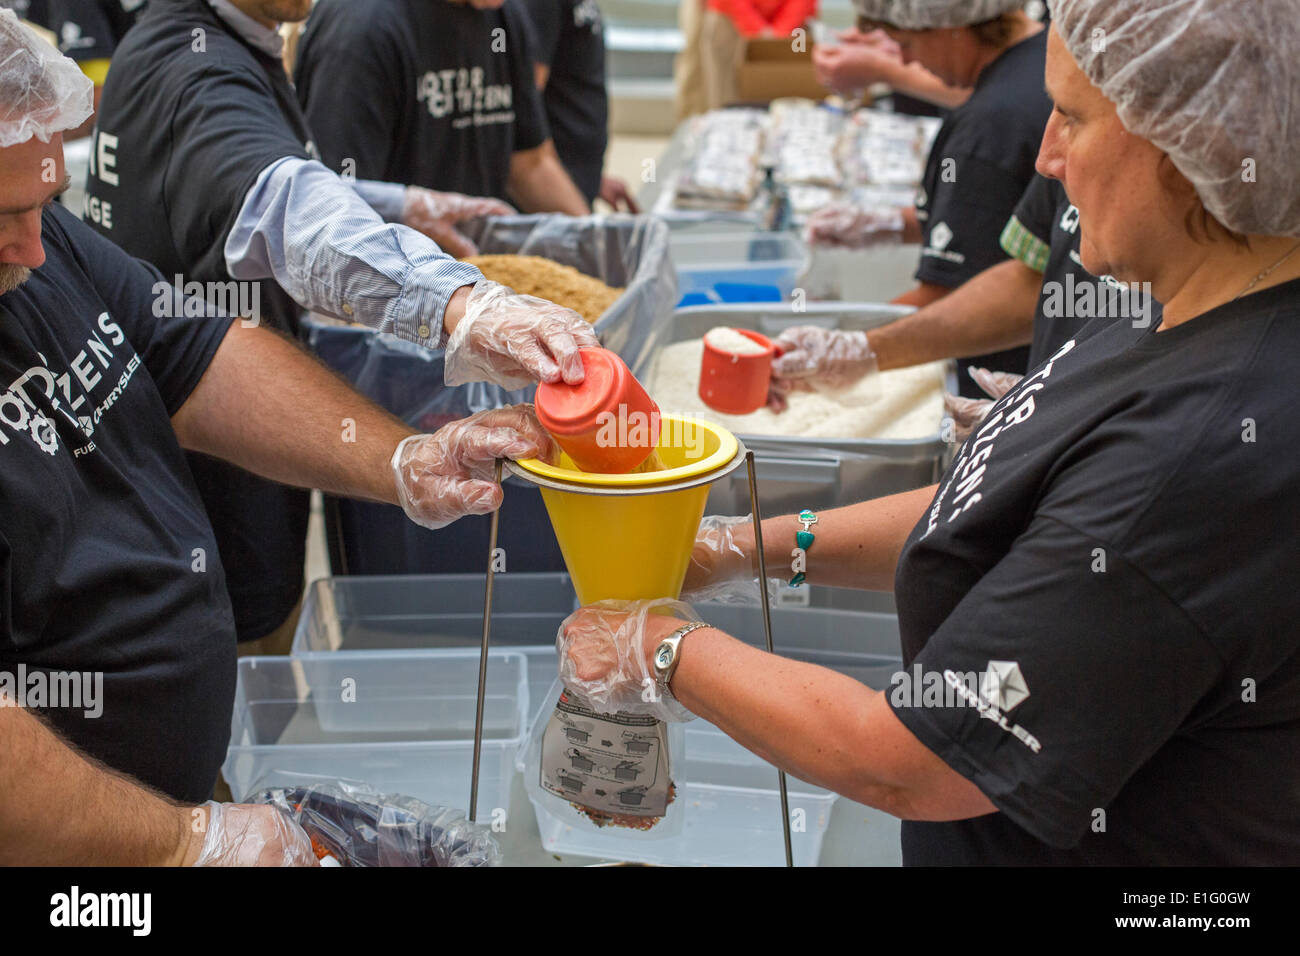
{"left": 771, "top": 346, "right": 818, "bottom": 379}
{"left": 404, "top": 477, "right": 503, "bottom": 529}
{"left": 471, "top": 404, "right": 555, "bottom": 451}
{"left": 540, "top": 324, "right": 589, "bottom": 385}
{"left": 461, "top": 197, "right": 516, "bottom": 219}
{"left": 459, "top": 425, "right": 549, "bottom": 469}
{"left": 430, "top": 222, "right": 479, "bottom": 259}
{"left": 766, "top": 385, "right": 789, "bottom": 413}
{"left": 968, "top": 366, "right": 1023, "bottom": 401}
{"left": 510, "top": 336, "right": 563, "bottom": 384}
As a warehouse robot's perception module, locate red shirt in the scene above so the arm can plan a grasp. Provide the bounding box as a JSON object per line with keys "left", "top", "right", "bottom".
{"left": 707, "top": 0, "right": 819, "bottom": 39}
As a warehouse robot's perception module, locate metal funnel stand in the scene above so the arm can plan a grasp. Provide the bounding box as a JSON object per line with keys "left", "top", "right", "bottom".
{"left": 468, "top": 445, "right": 794, "bottom": 867}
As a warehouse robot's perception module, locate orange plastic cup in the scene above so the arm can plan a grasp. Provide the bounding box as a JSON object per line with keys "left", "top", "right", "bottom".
{"left": 535, "top": 347, "right": 662, "bottom": 473}
{"left": 698, "top": 329, "right": 780, "bottom": 415}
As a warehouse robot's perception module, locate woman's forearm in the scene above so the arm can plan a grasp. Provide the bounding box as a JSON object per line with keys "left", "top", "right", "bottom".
{"left": 670, "top": 627, "right": 913, "bottom": 813}
{"left": 740, "top": 485, "right": 936, "bottom": 591}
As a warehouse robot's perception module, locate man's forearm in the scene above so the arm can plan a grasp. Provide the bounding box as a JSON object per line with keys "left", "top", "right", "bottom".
{"left": 876, "top": 258, "right": 1042, "bottom": 369}
{"left": 0, "top": 706, "right": 191, "bottom": 865}
{"left": 172, "top": 323, "right": 414, "bottom": 505}
{"left": 508, "top": 143, "right": 591, "bottom": 216}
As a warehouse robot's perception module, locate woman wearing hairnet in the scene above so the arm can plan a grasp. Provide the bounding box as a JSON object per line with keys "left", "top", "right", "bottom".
{"left": 801, "top": 0, "right": 1052, "bottom": 397}
{"left": 558, "top": 0, "right": 1300, "bottom": 864}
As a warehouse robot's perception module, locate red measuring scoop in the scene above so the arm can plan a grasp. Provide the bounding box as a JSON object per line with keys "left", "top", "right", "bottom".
{"left": 535, "top": 347, "right": 662, "bottom": 474}
{"left": 698, "top": 329, "right": 783, "bottom": 415}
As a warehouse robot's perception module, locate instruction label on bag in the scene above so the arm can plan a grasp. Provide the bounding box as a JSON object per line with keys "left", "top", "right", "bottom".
{"left": 540, "top": 691, "right": 671, "bottom": 818}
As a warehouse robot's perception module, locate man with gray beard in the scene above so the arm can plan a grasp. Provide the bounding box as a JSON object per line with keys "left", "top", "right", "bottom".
{"left": 0, "top": 9, "right": 548, "bottom": 864}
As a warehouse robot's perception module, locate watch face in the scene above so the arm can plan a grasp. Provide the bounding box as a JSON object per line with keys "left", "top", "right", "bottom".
{"left": 655, "top": 644, "right": 673, "bottom": 669}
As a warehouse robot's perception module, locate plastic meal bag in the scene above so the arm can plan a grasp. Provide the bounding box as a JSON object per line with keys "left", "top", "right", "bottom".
{"left": 248, "top": 781, "right": 501, "bottom": 867}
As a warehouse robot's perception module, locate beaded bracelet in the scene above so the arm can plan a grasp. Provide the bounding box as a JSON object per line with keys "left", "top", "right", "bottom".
{"left": 790, "top": 509, "right": 818, "bottom": 587}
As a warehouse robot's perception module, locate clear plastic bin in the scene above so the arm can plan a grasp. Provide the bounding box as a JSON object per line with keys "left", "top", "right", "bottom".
{"left": 670, "top": 232, "right": 806, "bottom": 306}
{"left": 281, "top": 574, "right": 906, "bottom": 865}
{"left": 293, "top": 573, "right": 576, "bottom": 654}
{"left": 520, "top": 604, "right": 904, "bottom": 866}
{"left": 223, "top": 653, "right": 528, "bottom": 819}
{"left": 291, "top": 573, "right": 577, "bottom": 719}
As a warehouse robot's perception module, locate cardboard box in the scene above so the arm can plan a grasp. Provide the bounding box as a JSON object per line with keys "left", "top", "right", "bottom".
{"left": 734, "top": 38, "right": 826, "bottom": 103}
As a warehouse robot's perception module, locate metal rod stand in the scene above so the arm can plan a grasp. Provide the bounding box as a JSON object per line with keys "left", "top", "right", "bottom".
{"left": 469, "top": 458, "right": 504, "bottom": 822}
{"left": 745, "top": 451, "right": 794, "bottom": 868}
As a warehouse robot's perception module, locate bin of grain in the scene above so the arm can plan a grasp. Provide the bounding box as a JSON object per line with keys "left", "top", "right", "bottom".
{"left": 635, "top": 303, "right": 957, "bottom": 515}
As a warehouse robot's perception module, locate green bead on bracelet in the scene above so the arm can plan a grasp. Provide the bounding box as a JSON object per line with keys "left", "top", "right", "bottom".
{"left": 790, "top": 509, "right": 818, "bottom": 587}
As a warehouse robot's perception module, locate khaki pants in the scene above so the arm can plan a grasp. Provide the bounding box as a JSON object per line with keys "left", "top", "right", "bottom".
{"left": 675, "top": 0, "right": 710, "bottom": 121}
{"left": 701, "top": 10, "right": 746, "bottom": 111}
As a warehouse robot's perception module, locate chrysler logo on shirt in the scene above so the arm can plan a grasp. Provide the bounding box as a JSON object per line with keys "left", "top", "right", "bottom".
{"left": 981, "top": 660, "right": 1030, "bottom": 712}
{"left": 930, "top": 221, "right": 953, "bottom": 250}
{"left": 944, "top": 664, "right": 1042, "bottom": 753}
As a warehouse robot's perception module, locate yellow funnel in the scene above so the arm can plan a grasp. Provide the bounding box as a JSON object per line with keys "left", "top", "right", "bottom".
{"left": 511, "top": 416, "right": 742, "bottom": 605}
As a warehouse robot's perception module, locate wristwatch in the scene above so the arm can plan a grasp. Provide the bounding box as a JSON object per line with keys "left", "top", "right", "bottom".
{"left": 652, "top": 622, "right": 710, "bottom": 693}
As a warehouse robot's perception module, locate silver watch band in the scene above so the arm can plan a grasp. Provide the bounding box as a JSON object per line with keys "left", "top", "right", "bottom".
{"left": 654, "top": 621, "right": 710, "bottom": 690}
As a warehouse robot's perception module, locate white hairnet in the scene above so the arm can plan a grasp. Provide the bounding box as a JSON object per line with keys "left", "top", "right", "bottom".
{"left": 852, "top": 0, "right": 1029, "bottom": 30}
{"left": 0, "top": 7, "right": 94, "bottom": 148}
{"left": 1052, "top": 0, "right": 1300, "bottom": 238}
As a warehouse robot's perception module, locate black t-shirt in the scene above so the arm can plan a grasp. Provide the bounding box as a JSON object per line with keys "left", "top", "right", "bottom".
{"left": 914, "top": 28, "right": 1051, "bottom": 396}
{"left": 521, "top": 0, "right": 607, "bottom": 204}
{"left": 86, "top": 0, "right": 313, "bottom": 641}
{"left": 0, "top": 206, "right": 235, "bottom": 802}
{"left": 3, "top": 0, "right": 144, "bottom": 62}
{"left": 294, "top": 0, "right": 551, "bottom": 203}
{"left": 890, "top": 278, "right": 1300, "bottom": 864}
{"left": 1005, "top": 173, "right": 1161, "bottom": 368}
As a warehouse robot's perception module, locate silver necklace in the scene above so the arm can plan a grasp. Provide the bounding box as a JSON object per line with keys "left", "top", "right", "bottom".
{"left": 1234, "top": 241, "right": 1300, "bottom": 300}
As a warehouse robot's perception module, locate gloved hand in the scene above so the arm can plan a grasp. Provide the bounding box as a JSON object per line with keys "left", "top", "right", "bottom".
{"left": 768, "top": 326, "right": 878, "bottom": 411}
{"left": 190, "top": 802, "right": 318, "bottom": 867}
{"left": 402, "top": 187, "right": 514, "bottom": 259}
{"left": 391, "top": 405, "right": 555, "bottom": 530}
{"left": 805, "top": 201, "right": 905, "bottom": 249}
{"left": 443, "top": 279, "right": 601, "bottom": 388}
{"left": 679, "top": 514, "right": 756, "bottom": 603}
{"left": 557, "top": 598, "right": 701, "bottom": 722}
{"left": 943, "top": 367, "right": 1023, "bottom": 443}
{"left": 250, "top": 782, "right": 501, "bottom": 867}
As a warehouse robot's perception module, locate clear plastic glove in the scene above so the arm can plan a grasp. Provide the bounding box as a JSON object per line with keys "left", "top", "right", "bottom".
{"left": 805, "top": 201, "right": 905, "bottom": 249}
{"left": 768, "top": 326, "right": 878, "bottom": 411}
{"left": 679, "top": 514, "right": 756, "bottom": 603}
{"left": 191, "top": 801, "right": 318, "bottom": 867}
{"left": 969, "top": 366, "right": 1023, "bottom": 400}
{"left": 443, "top": 279, "right": 601, "bottom": 389}
{"left": 402, "top": 187, "right": 515, "bottom": 259}
{"left": 391, "top": 405, "right": 555, "bottom": 530}
{"left": 557, "top": 598, "right": 700, "bottom": 723}
{"left": 943, "top": 367, "right": 1023, "bottom": 443}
